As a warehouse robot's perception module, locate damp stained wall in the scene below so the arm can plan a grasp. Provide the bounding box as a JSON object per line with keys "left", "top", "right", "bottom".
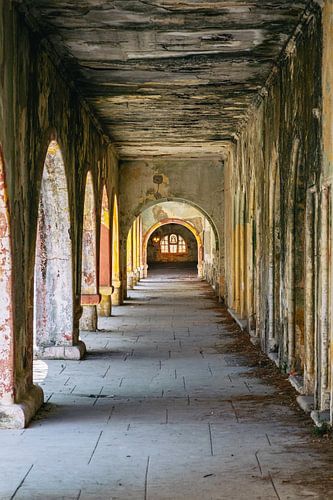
{"left": 224, "top": 4, "right": 327, "bottom": 409}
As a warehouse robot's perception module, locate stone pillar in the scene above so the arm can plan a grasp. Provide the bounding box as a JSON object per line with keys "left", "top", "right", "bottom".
{"left": 99, "top": 187, "right": 112, "bottom": 317}
{"left": 112, "top": 279, "right": 123, "bottom": 305}
{"left": 132, "top": 219, "right": 138, "bottom": 286}
{"left": 127, "top": 272, "right": 134, "bottom": 289}
{"left": 127, "top": 226, "right": 134, "bottom": 290}
{"left": 138, "top": 217, "right": 145, "bottom": 279}
{"left": 34, "top": 289, "right": 86, "bottom": 361}
{"left": 0, "top": 162, "right": 44, "bottom": 427}
{"left": 197, "top": 243, "right": 204, "bottom": 279}
{"left": 322, "top": 0, "right": 333, "bottom": 424}
{"left": 98, "top": 286, "right": 113, "bottom": 317}
{"left": 80, "top": 294, "right": 100, "bottom": 331}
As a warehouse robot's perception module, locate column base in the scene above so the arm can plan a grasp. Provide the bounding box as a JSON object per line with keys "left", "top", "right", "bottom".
{"left": 112, "top": 285, "right": 123, "bottom": 305}
{"left": 35, "top": 340, "right": 86, "bottom": 360}
{"left": 98, "top": 294, "right": 111, "bottom": 317}
{"left": 0, "top": 384, "right": 44, "bottom": 429}
{"left": 80, "top": 305, "right": 97, "bottom": 331}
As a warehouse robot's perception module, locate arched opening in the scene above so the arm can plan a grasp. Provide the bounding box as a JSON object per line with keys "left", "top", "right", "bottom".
{"left": 112, "top": 194, "right": 121, "bottom": 305}
{"left": 131, "top": 196, "right": 219, "bottom": 251}
{"left": 141, "top": 200, "right": 214, "bottom": 282}
{"left": 80, "top": 171, "right": 99, "bottom": 331}
{"left": 144, "top": 219, "right": 203, "bottom": 274}
{"left": 34, "top": 141, "right": 79, "bottom": 359}
{"left": 121, "top": 199, "right": 219, "bottom": 299}
{"left": 0, "top": 146, "right": 15, "bottom": 406}
{"left": 147, "top": 223, "right": 198, "bottom": 274}
{"left": 98, "top": 185, "right": 112, "bottom": 317}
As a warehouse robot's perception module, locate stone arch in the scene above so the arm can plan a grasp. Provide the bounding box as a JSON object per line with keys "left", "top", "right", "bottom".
{"left": 143, "top": 218, "right": 204, "bottom": 278}
{"left": 34, "top": 140, "right": 76, "bottom": 358}
{"left": 80, "top": 170, "right": 99, "bottom": 331}
{"left": 121, "top": 197, "right": 220, "bottom": 298}
{"left": 0, "top": 146, "right": 14, "bottom": 405}
{"left": 127, "top": 197, "right": 219, "bottom": 253}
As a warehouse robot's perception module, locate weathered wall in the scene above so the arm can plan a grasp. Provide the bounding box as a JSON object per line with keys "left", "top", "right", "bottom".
{"left": 0, "top": 2, "right": 118, "bottom": 426}
{"left": 224, "top": 4, "right": 332, "bottom": 421}
{"left": 119, "top": 157, "right": 224, "bottom": 296}
{"left": 322, "top": 0, "right": 333, "bottom": 423}
{"left": 142, "top": 201, "right": 204, "bottom": 236}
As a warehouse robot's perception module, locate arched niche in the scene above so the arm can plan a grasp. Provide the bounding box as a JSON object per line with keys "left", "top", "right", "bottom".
{"left": 80, "top": 171, "right": 99, "bottom": 331}
{"left": 34, "top": 140, "right": 80, "bottom": 359}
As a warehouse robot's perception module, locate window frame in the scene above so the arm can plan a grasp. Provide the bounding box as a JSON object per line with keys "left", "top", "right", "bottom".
{"left": 160, "top": 233, "right": 187, "bottom": 255}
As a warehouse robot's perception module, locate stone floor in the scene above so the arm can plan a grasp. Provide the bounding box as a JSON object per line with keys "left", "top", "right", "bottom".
{"left": 1, "top": 267, "right": 333, "bottom": 500}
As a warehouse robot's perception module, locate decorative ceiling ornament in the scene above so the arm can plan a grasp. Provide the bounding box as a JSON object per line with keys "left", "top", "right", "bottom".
{"left": 153, "top": 174, "right": 163, "bottom": 199}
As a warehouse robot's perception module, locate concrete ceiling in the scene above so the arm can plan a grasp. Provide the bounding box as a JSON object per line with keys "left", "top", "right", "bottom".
{"left": 21, "top": 1, "right": 308, "bottom": 158}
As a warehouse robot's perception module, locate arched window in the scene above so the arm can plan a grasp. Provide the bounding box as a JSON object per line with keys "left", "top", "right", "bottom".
{"left": 160, "top": 234, "right": 187, "bottom": 254}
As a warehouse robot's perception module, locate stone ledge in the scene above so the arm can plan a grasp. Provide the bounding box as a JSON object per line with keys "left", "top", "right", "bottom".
{"left": 268, "top": 351, "right": 279, "bottom": 367}
{"left": 0, "top": 384, "right": 44, "bottom": 429}
{"left": 35, "top": 340, "right": 86, "bottom": 360}
{"left": 81, "top": 294, "right": 101, "bottom": 305}
{"left": 288, "top": 374, "right": 305, "bottom": 394}
{"left": 311, "top": 409, "right": 331, "bottom": 428}
{"left": 227, "top": 308, "right": 247, "bottom": 331}
{"left": 250, "top": 336, "right": 261, "bottom": 347}
{"left": 297, "top": 395, "right": 314, "bottom": 414}
{"left": 99, "top": 286, "right": 114, "bottom": 296}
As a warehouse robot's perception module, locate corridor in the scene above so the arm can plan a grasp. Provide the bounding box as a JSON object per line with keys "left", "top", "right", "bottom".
{"left": 1, "top": 269, "right": 333, "bottom": 500}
